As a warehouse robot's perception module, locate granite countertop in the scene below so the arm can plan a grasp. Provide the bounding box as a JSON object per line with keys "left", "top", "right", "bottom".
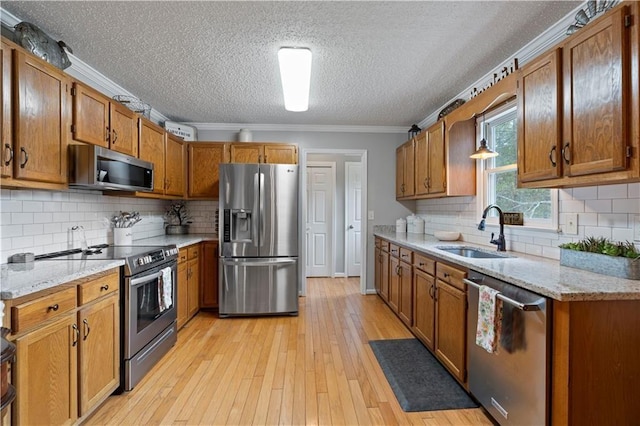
{"left": 0, "top": 234, "right": 219, "bottom": 300}
{"left": 374, "top": 231, "right": 640, "bottom": 302}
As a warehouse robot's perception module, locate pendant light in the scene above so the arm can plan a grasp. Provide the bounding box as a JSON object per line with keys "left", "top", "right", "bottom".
{"left": 470, "top": 113, "right": 498, "bottom": 159}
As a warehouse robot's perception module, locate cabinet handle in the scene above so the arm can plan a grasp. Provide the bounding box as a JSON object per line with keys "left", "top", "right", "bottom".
{"left": 72, "top": 324, "right": 79, "bottom": 347}
{"left": 100, "top": 284, "right": 109, "bottom": 291}
{"left": 48, "top": 304, "right": 59, "bottom": 312}
{"left": 434, "top": 286, "right": 438, "bottom": 301}
{"left": 112, "top": 129, "right": 118, "bottom": 144}
{"left": 549, "top": 145, "right": 557, "bottom": 167}
{"left": 82, "top": 318, "right": 91, "bottom": 340}
{"left": 264, "top": 155, "right": 268, "bottom": 163}
{"left": 106, "top": 126, "right": 110, "bottom": 141}
{"left": 423, "top": 178, "right": 428, "bottom": 189}
{"left": 561, "top": 142, "right": 571, "bottom": 164}
{"left": 400, "top": 183, "right": 405, "bottom": 193}
{"left": 443, "top": 272, "right": 450, "bottom": 278}
{"left": 4, "top": 144, "right": 13, "bottom": 166}
{"left": 429, "top": 284, "right": 434, "bottom": 299}
{"left": 427, "top": 177, "right": 431, "bottom": 188}
{"left": 397, "top": 266, "right": 402, "bottom": 276}
{"left": 19, "top": 147, "right": 28, "bottom": 168}
{"left": 258, "top": 155, "right": 262, "bottom": 163}
{"left": 401, "top": 253, "right": 408, "bottom": 258}
{"left": 419, "top": 262, "right": 425, "bottom": 267}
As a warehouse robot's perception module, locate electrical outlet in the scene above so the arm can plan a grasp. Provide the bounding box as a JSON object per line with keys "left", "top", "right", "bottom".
{"left": 565, "top": 213, "right": 578, "bottom": 235}
{"left": 368, "top": 210, "right": 375, "bottom": 220}
{"left": 634, "top": 215, "right": 640, "bottom": 242}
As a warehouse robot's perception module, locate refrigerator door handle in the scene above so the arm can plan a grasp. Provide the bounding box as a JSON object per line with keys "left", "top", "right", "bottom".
{"left": 222, "top": 258, "right": 297, "bottom": 267}
{"left": 253, "top": 171, "right": 260, "bottom": 248}
{"left": 259, "top": 171, "right": 265, "bottom": 248}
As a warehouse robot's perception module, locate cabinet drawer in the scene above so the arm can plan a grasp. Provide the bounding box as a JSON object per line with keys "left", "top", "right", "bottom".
{"left": 414, "top": 253, "right": 435, "bottom": 275}
{"left": 178, "top": 248, "right": 188, "bottom": 263}
{"left": 380, "top": 240, "right": 390, "bottom": 252}
{"left": 436, "top": 263, "right": 467, "bottom": 291}
{"left": 78, "top": 271, "right": 119, "bottom": 305}
{"left": 389, "top": 244, "right": 400, "bottom": 258}
{"left": 11, "top": 287, "right": 77, "bottom": 333}
{"left": 399, "top": 247, "right": 413, "bottom": 264}
{"left": 187, "top": 245, "right": 200, "bottom": 260}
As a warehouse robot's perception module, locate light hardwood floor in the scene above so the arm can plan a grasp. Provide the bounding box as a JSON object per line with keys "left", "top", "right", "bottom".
{"left": 87, "top": 278, "right": 493, "bottom": 425}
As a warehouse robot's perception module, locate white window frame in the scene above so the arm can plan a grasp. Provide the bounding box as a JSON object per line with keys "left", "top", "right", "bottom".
{"left": 476, "top": 102, "right": 559, "bottom": 231}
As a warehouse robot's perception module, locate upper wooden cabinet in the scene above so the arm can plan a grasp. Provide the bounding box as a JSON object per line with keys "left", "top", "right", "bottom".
{"left": 395, "top": 139, "right": 415, "bottom": 199}
{"left": 71, "top": 81, "right": 138, "bottom": 157}
{"left": 187, "top": 142, "right": 228, "bottom": 199}
{"left": 138, "top": 117, "right": 166, "bottom": 196}
{"left": 518, "top": 3, "right": 639, "bottom": 188}
{"left": 164, "top": 132, "right": 186, "bottom": 197}
{"left": 415, "top": 121, "right": 446, "bottom": 197}
{"left": 8, "top": 49, "right": 69, "bottom": 186}
{"left": 1, "top": 40, "right": 13, "bottom": 180}
{"left": 229, "top": 143, "right": 297, "bottom": 164}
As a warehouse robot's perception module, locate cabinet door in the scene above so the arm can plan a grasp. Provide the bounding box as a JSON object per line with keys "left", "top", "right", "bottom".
{"left": 109, "top": 101, "right": 138, "bottom": 157}
{"left": 518, "top": 49, "right": 563, "bottom": 183}
{"left": 1, "top": 41, "right": 13, "bottom": 178}
{"left": 397, "top": 260, "right": 413, "bottom": 327}
{"left": 395, "top": 145, "right": 405, "bottom": 198}
{"left": 413, "top": 268, "right": 435, "bottom": 351}
{"left": 427, "top": 122, "right": 446, "bottom": 194}
{"left": 14, "top": 51, "right": 68, "bottom": 184}
{"left": 177, "top": 260, "right": 188, "bottom": 329}
{"left": 15, "top": 313, "right": 78, "bottom": 425}
{"left": 562, "top": 6, "right": 629, "bottom": 177}
{"left": 229, "top": 143, "right": 261, "bottom": 163}
{"left": 388, "top": 256, "right": 400, "bottom": 313}
{"left": 435, "top": 280, "right": 467, "bottom": 383}
{"left": 187, "top": 257, "right": 200, "bottom": 319}
{"left": 374, "top": 246, "right": 382, "bottom": 294}
{"left": 414, "top": 133, "right": 429, "bottom": 196}
{"left": 78, "top": 292, "right": 119, "bottom": 416}
{"left": 72, "top": 82, "right": 109, "bottom": 147}
{"left": 264, "top": 144, "right": 297, "bottom": 164}
{"left": 138, "top": 118, "right": 165, "bottom": 195}
{"left": 187, "top": 143, "right": 227, "bottom": 199}
{"left": 404, "top": 140, "right": 415, "bottom": 197}
{"left": 380, "top": 250, "right": 390, "bottom": 302}
{"left": 200, "top": 241, "right": 219, "bottom": 308}
{"left": 165, "top": 133, "right": 185, "bottom": 197}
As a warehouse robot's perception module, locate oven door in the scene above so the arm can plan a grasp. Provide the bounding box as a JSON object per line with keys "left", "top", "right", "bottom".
{"left": 124, "top": 261, "right": 177, "bottom": 358}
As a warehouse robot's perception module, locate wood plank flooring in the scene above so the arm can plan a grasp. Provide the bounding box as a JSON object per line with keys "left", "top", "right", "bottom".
{"left": 86, "top": 278, "right": 493, "bottom": 425}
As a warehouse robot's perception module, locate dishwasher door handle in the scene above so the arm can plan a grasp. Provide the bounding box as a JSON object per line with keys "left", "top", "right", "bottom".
{"left": 464, "top": 278, "right": 544, "bottom": 311}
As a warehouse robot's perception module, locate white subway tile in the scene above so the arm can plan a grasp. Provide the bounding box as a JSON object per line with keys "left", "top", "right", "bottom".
{"left": 597, "top": 213, "right": 628, "bottom": 228}
{"left": 22, "top": 201, "right": 43, "bottom": 212}
{"left": 43, "top": 202, "right": 62, "bottom": 212}
{"left": 584, "top": 226, "right": 612, "bottom": 239}
{"left": 560, "top": 200, "right": 585, "bottom": 213}
{"left": 542, "top": 246, "right": 560, "bottom": 260}
{"left": 60, "top": 203, "right": 78, "bottom": 212}
{"left": 43, "top": 223, "right": 63, "bottom": 234}
{"left": 578, "top": 213, "right": 598, "bottom": 226}
{"left": 23, "top": 224, "right": 44, "bottom": 236}
{"left": 573, "top": 186, "right": 598, "bottom": 200}
{"left": 612, "top": 228, "right": 633, "bottom": 242}
{"left": 52, "top": 212, "right": 70, "bottom": 222}
{"left": 1, "top": 200, "right": 22, "bottom": 213}
{"left": 31, "top": 191, "right": 53, "bottom": 201}
{"left": 598, "top": 184, "right": 627, "bottom": 199}
{"left": 0, "top": 189, "right": 11, "bottom": 200}
{"left": 628, "top": 183, "right": 640, "bottom": 198}
{"left": 558, "top": 189, "right": 573, "bottom": 200}
{"left": 50, "top": 192, "right": 69, "bottom": 201}
{"left": 11, "top": 190, "right": 32, "bottom": 200}
{"left": 525, "top": 244, "right": 543, "bottom": 257}
{"left": 33, "top": 212, "right": 53, "bottom": 224}
{"left": 584, "top": 199, "right": 612, "bottom": 213}
{"left": 612, "top": 198, "right": 639, "bottom": 214}
{"left": 12, "top": 236, "right": 34, "bottom": 249}
{"left": 0, "top": 225, "right": 22, "bottom": 238}
{"left": 11, "top": 213, "right": 33, "bottom": 225}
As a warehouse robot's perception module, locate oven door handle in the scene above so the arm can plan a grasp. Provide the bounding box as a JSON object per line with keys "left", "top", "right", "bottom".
{"left": 130, "top": 270, "right": 165, "bottom": 287}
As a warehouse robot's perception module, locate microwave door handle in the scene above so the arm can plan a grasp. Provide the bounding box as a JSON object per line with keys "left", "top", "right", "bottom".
{"left": 130, "top": 270, "right": 164, "bottom": 288}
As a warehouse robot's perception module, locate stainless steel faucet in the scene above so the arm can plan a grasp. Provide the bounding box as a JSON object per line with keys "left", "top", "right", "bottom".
{"left": 478, "top": 204, "right": 506, "bottom": 251}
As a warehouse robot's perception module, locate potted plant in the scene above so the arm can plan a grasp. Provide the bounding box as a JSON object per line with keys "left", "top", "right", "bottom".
{"left": 164, "top": 202, "right": 191, "bottom": 235}
{"left": 558, "top": 237, "right": 640, "bottom": 280}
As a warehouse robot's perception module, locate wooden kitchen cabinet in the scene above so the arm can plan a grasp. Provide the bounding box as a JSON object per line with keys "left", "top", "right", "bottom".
{"left": 412, "top": 253, "right": 436, "bottom": 350}
{"left": 435, "top": 263, "right": 467, "bottom": 383}
{"left": 187, "top": 142, "right": 228, "bottom": 199}
{"left": 388, "top": 244, "right": 401, "bottom": 312}
{"left": 1, "top": 40, "right": 12, "bottom": 180}
{"left": 138, "top": 117, "right": 166, "bottom": 196}
{"left": 177, "top": 244, "right": 200, "bottom": 328}
{"left": 415, "top": 122, "right": 446, "bottom": 197}
{"left": 71, "top": 81, "right": 138, "bottom": 157}
{"left": 164, "top": 132, "right": 186, "bottom": 197}
{"left": 229, "top": 143, "right": 298, "bottom": 164}
{"left": 389, "top": 245, "right": 413, "bottom": 327}
{"left": 177, "top": 254, "right": 189, "bottom": 329}
{"left": 374, "top": 238, "right": 390, "bottom": 303}
{"left": 374, "top": 239, "right": 382, "bottom": 295}
{"left": 518, "top": 3, "right": 640, "bottom": 188}
{"left": 3, "top": 47, "right": 69, "bottom": 189}
{"left": 200, "top": 241, "right": 219, "bottom": 309}
{"left": 395, "top": 139, "right": 415, "bottom": 199}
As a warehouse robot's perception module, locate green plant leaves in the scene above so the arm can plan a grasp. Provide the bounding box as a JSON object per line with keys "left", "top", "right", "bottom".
{"left": 559, "top": 237, "right": 640, "bottom": 259}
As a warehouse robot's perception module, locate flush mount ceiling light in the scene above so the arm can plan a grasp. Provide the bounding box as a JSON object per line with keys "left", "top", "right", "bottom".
{"left": 470, "top": 113, "right": 499, "bottom": 159}
{"left": 278, "top": 47, "right": 312, "bottom": 112}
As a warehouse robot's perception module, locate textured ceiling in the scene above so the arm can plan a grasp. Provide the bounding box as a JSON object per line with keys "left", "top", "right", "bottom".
{"left": 2, "top": 1, "right": 580, "bottom": 127}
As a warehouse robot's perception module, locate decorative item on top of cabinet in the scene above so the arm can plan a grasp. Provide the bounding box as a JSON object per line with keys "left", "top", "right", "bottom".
{"left": 1, "top": 41, "right": 69, "bottom": 189}
{"left": 200, "top": 241, "right": 219, "bottom": 309}
{"left": 395, "top": 139, "right": 415, "bottom": 199}
{"left": 187, "top": 142, "right": 229, "bottom": 199}
{"left": 71, "top": 81, "right": 138, "bottom": 157}
{"left": 518, "top": 3, "right": 640, "bottom": 188}
{"left": 229, "top": 143, "right": 298, "bottom": 164}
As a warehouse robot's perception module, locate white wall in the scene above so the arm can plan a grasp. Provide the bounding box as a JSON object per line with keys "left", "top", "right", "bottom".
{"left": 416, "top": 183, "right": 640, "bottom": 260}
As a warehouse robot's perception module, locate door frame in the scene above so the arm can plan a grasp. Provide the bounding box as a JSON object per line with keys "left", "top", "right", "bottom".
{"left": 306, "top": 161, "right": 336, "bottom": 278}
{"left": 345, "top": 161, "right": 362, "bottom": 277}
{"left": 300, "top": 148, "right": 368, "bottom": 296}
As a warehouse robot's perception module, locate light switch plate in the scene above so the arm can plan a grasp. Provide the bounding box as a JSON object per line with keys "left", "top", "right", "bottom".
{"left": 565, "top": 213, "right": 578, "bottom": 235}
{"left": 634, "top": 215, "right": 640, "bottom": 241}
{"left": 368, "top": 210, "right": 375, "bottom": 220}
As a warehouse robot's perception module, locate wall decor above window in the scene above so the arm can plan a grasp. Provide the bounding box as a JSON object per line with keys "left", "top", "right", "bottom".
{"left": 566, "top": 0, "right": 619, "bottom": 35}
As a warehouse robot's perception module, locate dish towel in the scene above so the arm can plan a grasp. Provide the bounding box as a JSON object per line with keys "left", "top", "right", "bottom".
{"left": 476, "top": 285, "right": 502, "bottom": 353}
{"left": 159, "top": 267, "right": 173, "bottom": 312}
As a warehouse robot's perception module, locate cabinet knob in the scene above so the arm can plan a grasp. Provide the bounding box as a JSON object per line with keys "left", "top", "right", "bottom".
{"left": 19, "top": 148, "right": 28, "bottom": 168}
{"left": 4, "top": 143, "right": 13, "bottom": 166}
{"left": 100, "top": 284, "right": 109, "bottom": 291}
{"left": 48, "top": 304, "right": 59, "bottom": 312}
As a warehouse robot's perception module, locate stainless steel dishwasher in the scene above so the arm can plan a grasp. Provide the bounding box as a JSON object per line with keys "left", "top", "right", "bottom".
{"left": 465, "top": 271, "right": 550, "bottom": 426}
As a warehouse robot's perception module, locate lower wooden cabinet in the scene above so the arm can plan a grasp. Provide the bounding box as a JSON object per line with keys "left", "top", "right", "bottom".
{"left": 9, "top": 268, "right": 120, "bottom": 425}
{"left": 178, "top": 243, "right": 201, "bottom": 328}
{"left": 413, "top": 267, "right": 436, "bottom": 350}
{"left": 200, "top": 241, "right": 219, "bottom": 308}
{"left": 434, "top": 278, "right": 467, "bottom": 383}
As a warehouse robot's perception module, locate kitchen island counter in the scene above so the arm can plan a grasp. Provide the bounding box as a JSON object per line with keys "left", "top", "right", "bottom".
{"left": 375, "top": 231, "right": 640, "bottom": 302}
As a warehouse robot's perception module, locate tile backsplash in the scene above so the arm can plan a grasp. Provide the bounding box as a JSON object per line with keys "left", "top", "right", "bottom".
{"left": 0, "top": 188, "right": 219, "bottom": 263}
{"left": 416, "top": 183, "right": 640, "bottom": 260}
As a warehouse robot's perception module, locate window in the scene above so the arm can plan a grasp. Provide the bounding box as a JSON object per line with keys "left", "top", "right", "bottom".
{"left": 477, "top": 103, "right": 557, "bottom": 229}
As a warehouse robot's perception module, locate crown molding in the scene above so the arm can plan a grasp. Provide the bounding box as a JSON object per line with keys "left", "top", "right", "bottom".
{"left": 418, "top": 1, "right": 587, "bottom": 129}
{"left": 188, "top": 122, "right": 407, "bottom": 134}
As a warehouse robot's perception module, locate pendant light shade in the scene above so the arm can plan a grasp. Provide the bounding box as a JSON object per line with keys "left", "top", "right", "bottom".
{"left": 470, "top": 113, "right": 499, "bottom": 159}
{"left": 278, "top": 47, "right": 312, "bottom": 112}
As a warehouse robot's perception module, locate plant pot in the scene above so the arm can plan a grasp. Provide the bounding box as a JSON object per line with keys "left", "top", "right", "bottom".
{"left": 560, "top": 249, "right": 640, "bottom": 280}
{"left": 166, "top": 225, "right": 189, "bottom": 235}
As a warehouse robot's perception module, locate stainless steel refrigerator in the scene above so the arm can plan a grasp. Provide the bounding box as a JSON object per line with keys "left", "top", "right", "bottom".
{"left": 218, "top": 163, "right": 299, "bottom": 316}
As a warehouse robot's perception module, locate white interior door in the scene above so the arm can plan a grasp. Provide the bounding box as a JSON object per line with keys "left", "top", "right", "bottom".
{"left": 306, "top": 163, "right": 334, "bottom": 277}
{"left": 346, "top": 162, "right": 362, "bottom": 277}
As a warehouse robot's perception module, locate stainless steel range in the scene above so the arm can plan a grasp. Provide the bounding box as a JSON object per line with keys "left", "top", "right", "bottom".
{"left": 38, "top": 244, "right": 179, "bottom": 391}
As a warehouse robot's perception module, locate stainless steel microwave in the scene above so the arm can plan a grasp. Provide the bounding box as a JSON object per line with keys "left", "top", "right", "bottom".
{"left": 69, "top": 145, "right": 154, "bottom": 192}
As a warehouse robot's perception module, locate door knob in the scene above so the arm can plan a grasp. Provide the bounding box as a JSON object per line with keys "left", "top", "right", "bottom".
{"left": 348, "top": 225, "right": 354, "bottom": 230}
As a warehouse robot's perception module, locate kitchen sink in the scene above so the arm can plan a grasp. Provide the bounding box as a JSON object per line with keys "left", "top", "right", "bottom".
{"left": 436, "top": 246, "right": 513, "bottom": 259}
